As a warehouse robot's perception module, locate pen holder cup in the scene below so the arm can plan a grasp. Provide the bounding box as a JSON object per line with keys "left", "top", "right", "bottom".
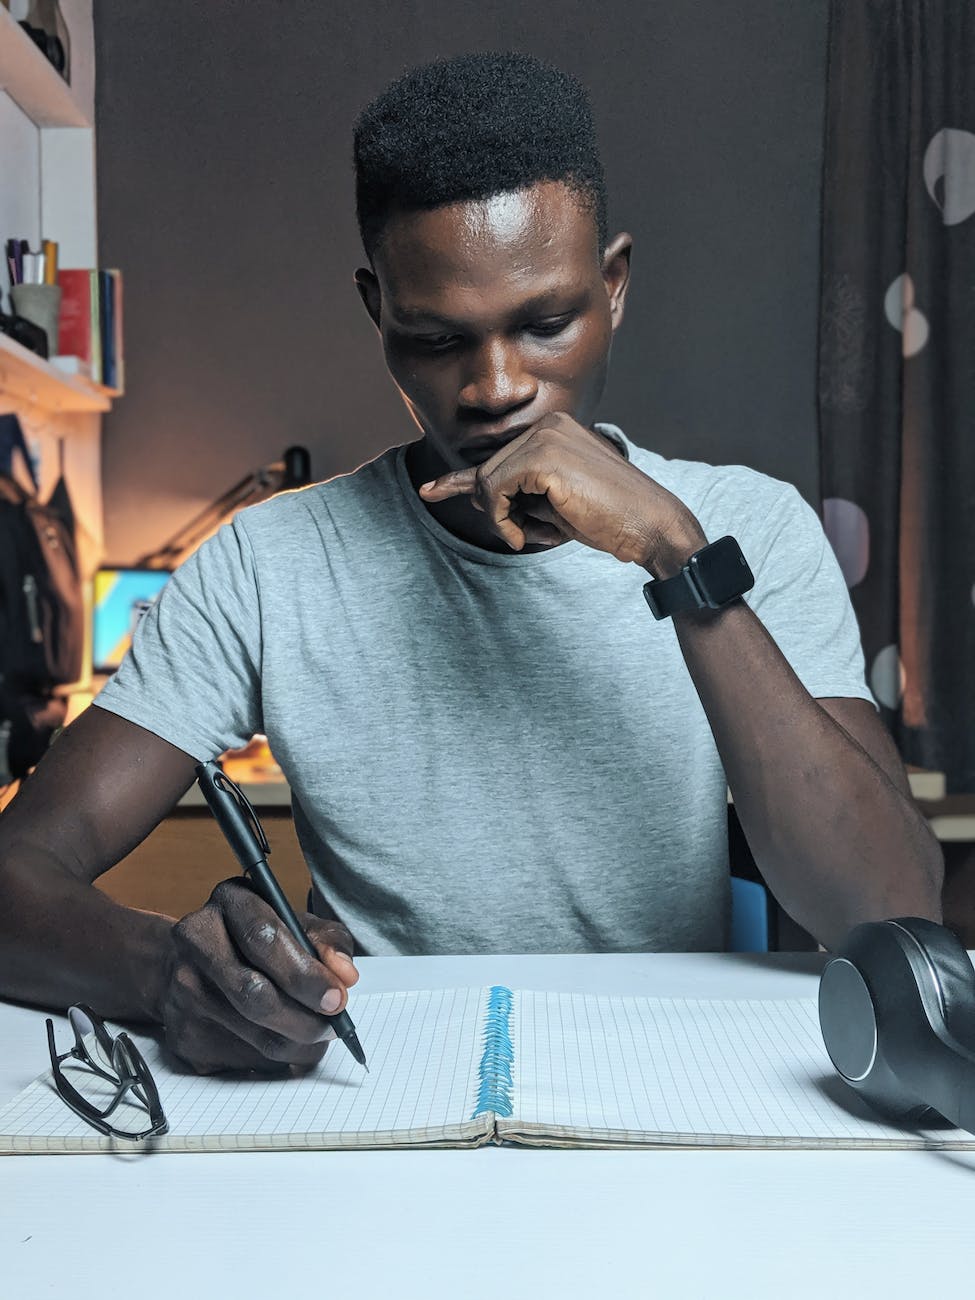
{"left": 10, "top": 284, "right": 61, "bottom": 356}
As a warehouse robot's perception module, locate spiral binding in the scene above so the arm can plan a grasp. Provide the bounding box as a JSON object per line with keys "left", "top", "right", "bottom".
{"left": 471, "top": 985, "right": 514, "bottom": 1118}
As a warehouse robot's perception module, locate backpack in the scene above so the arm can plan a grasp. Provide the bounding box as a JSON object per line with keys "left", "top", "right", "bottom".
{"left": 0, "top": 416, "right": 83, "bottom": 782}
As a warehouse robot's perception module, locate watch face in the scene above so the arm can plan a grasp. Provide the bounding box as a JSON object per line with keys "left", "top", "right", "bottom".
{"left": 690, "top": 536, "right": 755, "bottom": 607}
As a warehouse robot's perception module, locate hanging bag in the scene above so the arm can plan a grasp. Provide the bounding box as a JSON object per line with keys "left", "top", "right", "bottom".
{"left": 0, "top": 415, "right": 83, "bottom": 781}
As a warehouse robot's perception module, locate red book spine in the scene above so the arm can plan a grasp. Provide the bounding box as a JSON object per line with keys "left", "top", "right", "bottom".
{"left": 56, "top": 269, "right": 93, "bottom": 366}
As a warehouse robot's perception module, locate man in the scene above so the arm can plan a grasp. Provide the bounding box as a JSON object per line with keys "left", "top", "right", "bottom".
{"left": 0, "top": 52, "right": 942, "bottom": 1075}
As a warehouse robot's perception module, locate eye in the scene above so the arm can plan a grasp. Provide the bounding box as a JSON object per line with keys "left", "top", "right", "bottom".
{"left": 411, "top": 333, "right": 461, "bottom": 353}
{"left": 526, "top": 314, "right": 575, "bottom": 337}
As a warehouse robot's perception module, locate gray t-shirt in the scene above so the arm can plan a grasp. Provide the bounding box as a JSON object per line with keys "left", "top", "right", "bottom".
{"left": 94, "top": 424, "right": 873, "bottom": 955}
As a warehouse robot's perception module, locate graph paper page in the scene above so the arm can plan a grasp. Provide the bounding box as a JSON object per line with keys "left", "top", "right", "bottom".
{"left": 0, "top": 988, "right": 489, "bottom": 1152}
{"left": 507, "top": 992, "right": 973, "bottom": 1145}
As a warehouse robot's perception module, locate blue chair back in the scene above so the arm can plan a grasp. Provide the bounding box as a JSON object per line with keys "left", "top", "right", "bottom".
{"left": 729, "top": 876, "right": 770, "bottom": 952}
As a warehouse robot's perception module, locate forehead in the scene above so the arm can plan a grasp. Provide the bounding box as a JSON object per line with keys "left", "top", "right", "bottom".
{"left": 373, "top": 181, "right": 600, "bottom": 310}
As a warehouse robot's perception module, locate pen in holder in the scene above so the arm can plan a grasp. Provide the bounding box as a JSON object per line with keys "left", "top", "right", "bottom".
{"left": 10, "top": 283, "right": 61, "bottom": 357}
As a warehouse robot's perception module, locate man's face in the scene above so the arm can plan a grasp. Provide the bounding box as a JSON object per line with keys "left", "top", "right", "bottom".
{"left": 356, "top": 181, "right": 631, "bottom": 476}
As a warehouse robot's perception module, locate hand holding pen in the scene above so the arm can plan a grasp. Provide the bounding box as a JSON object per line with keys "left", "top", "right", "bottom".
{"left": 156, "top": 765, "right": 364, "bottom": 1075}
{"left": 194, "top": 761, "right": 367, "bottom": 1069}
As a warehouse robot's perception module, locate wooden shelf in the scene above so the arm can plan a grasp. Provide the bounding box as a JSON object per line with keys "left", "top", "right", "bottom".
{"left": 0, "top": 7, "right": 90, "bottom": 127}
{"left": 0, "top": 333, "right": 113, "bottom": 412}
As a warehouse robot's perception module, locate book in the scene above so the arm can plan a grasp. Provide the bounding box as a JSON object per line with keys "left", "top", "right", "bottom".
{"left": 108, "top": 268, "right": 124, "bottom": 392}
{"left": 95, "top": 269, "right": 125, "bottom": 391}
{"left": 55, "top": 268, "right": 102, "bottom": 384}
{"left": 98, "top": 269, "right": 114, "bottom": 390}
{"left": 55, "top": 269, "right": 95, "bottom": 376}
{"left": 88, "top": 269, "right": 101, "bottom": 384}
{"left": 2, "top": 989, "right": 974, "bottom": 1155}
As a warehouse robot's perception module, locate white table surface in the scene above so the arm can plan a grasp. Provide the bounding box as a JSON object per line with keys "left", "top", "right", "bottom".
{"left": 3, "top": 951, "right": 975, "bottom": 1299}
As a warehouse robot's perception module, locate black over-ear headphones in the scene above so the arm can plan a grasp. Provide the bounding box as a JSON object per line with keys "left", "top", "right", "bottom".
{"left": 818, "top": 917, "right": 975, "bottom": 1134}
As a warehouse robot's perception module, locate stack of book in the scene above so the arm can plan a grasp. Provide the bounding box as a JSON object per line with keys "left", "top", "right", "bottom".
{"left": 55, "top": 268, "right": 124, "bottom": 391}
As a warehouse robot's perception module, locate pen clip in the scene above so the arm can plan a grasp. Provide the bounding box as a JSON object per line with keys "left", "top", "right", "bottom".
{"left": 212, "top": 767, "right": 270, "bottom": 857}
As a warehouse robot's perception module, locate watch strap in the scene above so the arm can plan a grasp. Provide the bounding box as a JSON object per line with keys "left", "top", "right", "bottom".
{"left": 642, "top": 568, "right": 704, "bottom": 620}
{"left": 642, "top": 535, "right": 754, "bottom": 621}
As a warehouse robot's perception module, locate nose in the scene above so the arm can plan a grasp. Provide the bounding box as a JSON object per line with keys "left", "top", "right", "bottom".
{"left": 457, "top": 335, "right": 536, "bottom": 417}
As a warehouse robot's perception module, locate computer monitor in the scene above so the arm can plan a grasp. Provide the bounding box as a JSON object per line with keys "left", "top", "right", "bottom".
{"left": 92, "top": 567, "right": 172, "bottom": 675}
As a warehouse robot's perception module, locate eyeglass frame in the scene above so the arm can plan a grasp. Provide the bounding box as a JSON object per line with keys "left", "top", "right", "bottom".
{"left": 46, "top": 1003, "right": 169, "bottom": 1141}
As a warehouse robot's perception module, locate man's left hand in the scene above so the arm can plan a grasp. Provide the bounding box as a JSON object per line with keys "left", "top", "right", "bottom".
{"left": 418, "top": 413, "right": 707, "bottom": 575}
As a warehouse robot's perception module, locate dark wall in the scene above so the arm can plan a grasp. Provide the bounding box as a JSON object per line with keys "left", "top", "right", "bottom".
{"left": 95, "top": 1, "right": 828, "bottom": 562}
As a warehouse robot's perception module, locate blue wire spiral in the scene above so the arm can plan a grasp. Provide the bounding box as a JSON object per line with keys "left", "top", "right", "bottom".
{"left": 471, "top": 985, "right": 514, "bottom": 1118}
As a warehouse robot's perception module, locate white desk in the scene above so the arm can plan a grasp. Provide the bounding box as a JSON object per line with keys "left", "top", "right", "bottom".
{"left": 2, "top": 952, "right": 974, "bottom": 1299}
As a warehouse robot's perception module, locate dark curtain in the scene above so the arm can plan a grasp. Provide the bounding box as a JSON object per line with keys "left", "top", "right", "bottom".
{"left": 818, "top": 0, "right": 975, "bottom": 792}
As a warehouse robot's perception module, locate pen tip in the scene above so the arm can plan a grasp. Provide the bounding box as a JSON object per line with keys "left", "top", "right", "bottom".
{"left": 342, "top": 1030, "right": 368, "bottom": 1072}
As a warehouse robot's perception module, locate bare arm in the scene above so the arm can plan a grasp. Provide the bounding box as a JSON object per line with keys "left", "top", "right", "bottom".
{"left": 0, "top": 706, "right": 194, "bottom": 1019}
{"left": 673, "top": 600, "right": 944, "bottom": 951}
{"left": 0, "top": 706, "right": 358, "bottom": 1071}
{"left": 415, "top": 416, "right": 944, "bottom": 951}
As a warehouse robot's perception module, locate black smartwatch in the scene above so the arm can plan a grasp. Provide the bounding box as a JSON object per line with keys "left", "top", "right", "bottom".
{"left": 642, "top": 535, "right": 754, "bottom": 620}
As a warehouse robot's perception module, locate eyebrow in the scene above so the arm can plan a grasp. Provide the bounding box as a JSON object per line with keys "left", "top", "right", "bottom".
{"left": 390, "top": 288, "right": 586, "bottom": 330}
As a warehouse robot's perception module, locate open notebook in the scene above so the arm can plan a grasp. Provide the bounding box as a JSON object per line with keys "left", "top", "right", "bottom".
{"left": 3, "top": 988, "right": 975, "bottom": 1154}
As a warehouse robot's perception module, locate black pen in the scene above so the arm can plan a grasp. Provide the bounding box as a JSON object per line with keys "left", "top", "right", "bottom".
{"left": 194, "top": 760, "right": 368, "bottom": 1070}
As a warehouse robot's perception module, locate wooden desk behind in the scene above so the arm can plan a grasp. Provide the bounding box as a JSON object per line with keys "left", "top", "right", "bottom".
{"left": 95, "top": 809, "right": 310, "bottom": 918}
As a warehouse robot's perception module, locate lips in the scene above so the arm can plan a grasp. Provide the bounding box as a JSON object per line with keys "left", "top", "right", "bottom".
{"left": 464, "top": 424, "right": 533, "bottom": 455}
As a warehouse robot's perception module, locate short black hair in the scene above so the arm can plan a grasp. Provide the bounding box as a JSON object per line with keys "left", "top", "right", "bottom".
{"left": 353, "top": 51, "right": 608, "bottom": 262}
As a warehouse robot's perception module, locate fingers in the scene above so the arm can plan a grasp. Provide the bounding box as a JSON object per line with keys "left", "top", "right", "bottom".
{"left": 510, "top": 493, "right": 572, "bottom": 548}
{"left": 162, "top": 878, "right": 359, "bottom": 1074}
{"left": 421, "top": 416, "right": 674, "bottom": 563}
{"left": 213, "top": 879, "right": 352, "bottom": 1015}
{"left": 165, "top": 963, "right": 334, "bottom": 1074}
{"left": 302, "top": 915, "right": 360, "bottom": 988}
{"left": 418, "top": 436, "right": 574, "bottom": 550}
{"left": 519, "top": 519, "right": 565, "bottom": 547}
{"left": 418, "top": 469, "right": 475, "bottom": 499}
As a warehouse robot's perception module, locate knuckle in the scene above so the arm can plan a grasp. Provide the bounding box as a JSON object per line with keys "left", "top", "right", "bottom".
{"left": 236, "top": 968, "right": 275, "bottom": 1016}
{"left": 210, "top": 878, "right": 244, "bottom": 909}
{"left": 239, "top": 916, "right": 280, "bottom": 955}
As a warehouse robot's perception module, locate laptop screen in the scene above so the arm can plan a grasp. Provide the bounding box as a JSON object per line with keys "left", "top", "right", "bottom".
{"left": 92, "top": 567, "right": 172, "bottom": 674}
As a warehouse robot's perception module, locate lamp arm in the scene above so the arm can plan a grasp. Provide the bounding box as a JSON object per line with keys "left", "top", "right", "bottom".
{"left": 134, "top": 446, "right": 310, "bottom": 569}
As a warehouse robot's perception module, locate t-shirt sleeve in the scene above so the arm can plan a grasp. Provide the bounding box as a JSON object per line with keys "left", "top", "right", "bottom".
{"left": 92, "top": 518, "right": 264, "bottom": 760}
{"left": 738, "top": 479, "right": 876, "bottom": 706}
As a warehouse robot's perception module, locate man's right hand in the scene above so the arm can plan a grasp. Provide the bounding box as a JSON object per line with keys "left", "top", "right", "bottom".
{"left": 162, "top": 877, "right": 359, "bottom": 1073}
{"left": 0, "top": 708, "right": 359, "bottom": 1061}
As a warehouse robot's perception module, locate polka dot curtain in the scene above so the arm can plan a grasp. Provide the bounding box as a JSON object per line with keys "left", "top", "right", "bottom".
{"left": 818, "top": 0, "right": 975, "bottom": 793}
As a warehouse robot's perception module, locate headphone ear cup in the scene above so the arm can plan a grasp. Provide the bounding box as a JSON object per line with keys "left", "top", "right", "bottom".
{"left": 882, "top": 917, "right": 975, "bottom": 1046}
{"left": 819, "top": 920, "right": 946, "bottom": 1122}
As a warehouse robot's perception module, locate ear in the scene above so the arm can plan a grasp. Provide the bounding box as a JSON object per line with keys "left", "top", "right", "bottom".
{"left": 354, "top": 267, "right": 382, "bottom": 332}
{"left": 601, "top": 233, "right": 632, "bottom": 334}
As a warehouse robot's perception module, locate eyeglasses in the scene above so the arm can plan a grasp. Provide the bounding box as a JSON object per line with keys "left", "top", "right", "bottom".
{"left": 46, "top": 1004, "right": 169, "bottom": 1141}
